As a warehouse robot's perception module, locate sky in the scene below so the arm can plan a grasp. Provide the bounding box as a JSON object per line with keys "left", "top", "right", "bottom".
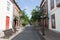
{"left": 15, "top": 0, "right": 42, "bottom": 19}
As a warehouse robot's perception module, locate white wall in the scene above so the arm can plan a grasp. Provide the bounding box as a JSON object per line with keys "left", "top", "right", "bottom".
{"left": 48, "top": 0, "right": 60, "bottom": 32}
{"left": 7, "top": 0, "right": 13, "bottom": 29}
{"left": 0, "top": 0, "right": 7, "bottom": 31}
{"left": 0, "top": 0, "right": 13, "bottom": 31}
{"left": 54, "top": 8, "right": 60, "bottom": 32}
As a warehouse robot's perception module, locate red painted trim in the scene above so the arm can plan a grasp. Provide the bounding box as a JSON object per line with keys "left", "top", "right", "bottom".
{"left": 6, "top": 16, "right": 10, "bottom": 30}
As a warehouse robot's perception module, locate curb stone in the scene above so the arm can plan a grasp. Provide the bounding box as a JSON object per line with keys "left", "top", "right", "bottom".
{"left": 0, "top": 27, "right": 25, "bottom": 40}
{"left": 9, "top": 27, "right": 25, "bottom": 40}
{"left": 34, "top": 27, "right": 45, "bottom": 40}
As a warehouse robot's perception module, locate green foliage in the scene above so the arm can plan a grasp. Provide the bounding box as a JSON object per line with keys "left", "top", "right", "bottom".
{"left": 21, "top": 10, "right": 29, "bottom": 26}
{"left": 22, "top": 20, "right": 28, "bottom": 26}
{"left": 31, "top": 6, "right": 43, "bottom": 22}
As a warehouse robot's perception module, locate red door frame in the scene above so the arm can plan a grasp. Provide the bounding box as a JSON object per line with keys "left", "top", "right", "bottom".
{"left": 6, "top": 16, "right": 10, "bottom": 30}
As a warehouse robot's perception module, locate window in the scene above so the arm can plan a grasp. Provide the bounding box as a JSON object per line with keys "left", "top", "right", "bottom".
{"left": 51, "top": 14, "right": 56, "bottom": 29}
{"left": 50, "top": 0, "right": 54, "bottom": 10}
{"left": 7, "top": 1, "right": 11, "bottom": 11}
{"left": 56, "top": 0, "right": 60, "bottom": 7}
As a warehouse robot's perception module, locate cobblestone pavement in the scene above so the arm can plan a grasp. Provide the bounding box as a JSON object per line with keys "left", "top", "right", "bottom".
{"left": 12, "top": 25, "right": 44, "bottom": 40}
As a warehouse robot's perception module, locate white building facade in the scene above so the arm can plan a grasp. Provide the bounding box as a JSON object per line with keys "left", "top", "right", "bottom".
{"left": 0, "top": 0, "right": 13, "bottom": 31}
{"left": 48, "top": 0, "right": 60, "bottom": 32}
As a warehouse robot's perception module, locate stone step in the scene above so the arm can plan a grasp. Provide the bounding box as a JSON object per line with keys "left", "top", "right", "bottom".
{"left": 0, "top": 31, "right": 5, "bottom": 38}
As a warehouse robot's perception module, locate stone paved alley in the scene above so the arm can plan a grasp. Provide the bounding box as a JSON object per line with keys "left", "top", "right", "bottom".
{"left": 12, "top": 25, "right": 45, "bottom": 40}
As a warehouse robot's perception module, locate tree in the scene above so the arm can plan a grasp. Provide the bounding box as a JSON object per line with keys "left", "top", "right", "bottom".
{"left": 30, "top": 6, "right": 43, "bottom": 26}
{"left": 31, "top": 8, "right": 42, "bottom": 21}
{"left": 21, "top": 10, "right": 29, "bottom": 26}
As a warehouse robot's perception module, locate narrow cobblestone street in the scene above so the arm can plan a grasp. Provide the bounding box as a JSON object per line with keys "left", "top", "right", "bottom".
{"left": 12, "top": 25, "right": 45, "bottom": 40}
